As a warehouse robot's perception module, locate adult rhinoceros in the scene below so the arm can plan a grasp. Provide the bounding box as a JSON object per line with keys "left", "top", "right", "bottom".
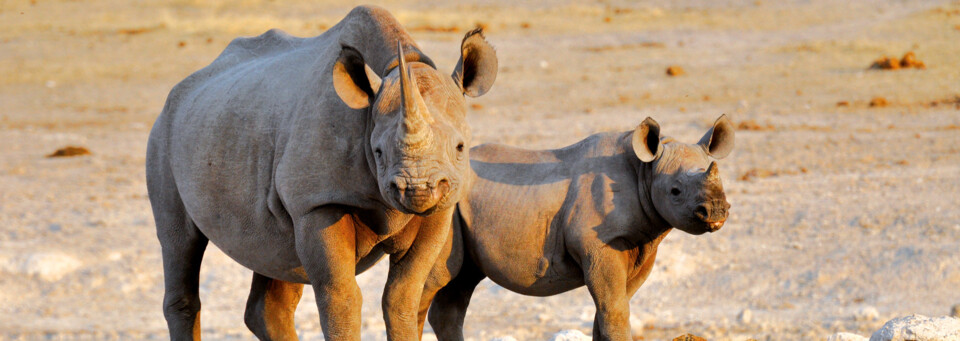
{"left": 146, "top": 5, "right": 497, "bottom": 340}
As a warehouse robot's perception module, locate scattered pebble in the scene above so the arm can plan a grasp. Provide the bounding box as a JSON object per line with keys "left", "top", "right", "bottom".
{"left": 739, "top": 308, "right": 754, "bottom": 324}
{"left": 855, "top": 306, "right": 879, "bottom": 321}
{"left": 837, "top": 101, "right": 850, "bottom": 107}
{"left": 492, "top": 336, "right": 518, "bottom": 341}
{"left": 869, "top": 97, "right": 889, "bottom": 107}
{"left": 47, "top": 146, "right": 91, "bottom": 158}
{"left": 672, "top": 333, "right": 707, "bottom": 341}
{"left": 870, "top": 314, "right": 960, "bottom": 341}
{"left": 827, "top": 332, "right": 869, "bottom": 341}
{"left": 951, "top": 304, "right": 960, "bottom": 318}
{"left": 869, "top": 51, "right": 926, "bottom": 70}
{"left": 549, "top": 329, "right": 591, "bottom": 341}
{"left": 630, "top": 314, "right": 645, "bottom": 336}
{"left": 737, "top": 120, "right": 775, "bottom": 131}
{"left": 666, "top": 66, "right": 685, "bottom": 76}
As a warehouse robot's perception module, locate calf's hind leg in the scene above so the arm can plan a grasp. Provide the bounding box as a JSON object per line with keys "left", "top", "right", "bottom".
{"left": 426, "top": 263, "right": 485, "bottom": 341}
{"left": 244, "top": 273, "right": 304, "bottom": 340}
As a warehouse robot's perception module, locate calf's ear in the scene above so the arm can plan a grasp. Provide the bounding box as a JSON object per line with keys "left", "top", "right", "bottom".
{"left": 632, "top": 117, "right": 662, "bottom": 162}
{"left": 698, "top": 114, "right": 735, "bottom": 159}
{"left": 333, "top": 45, "right": 382, "bottom": 109}
{"left": 452, "top": 28, "right": 498, "bottom": 97}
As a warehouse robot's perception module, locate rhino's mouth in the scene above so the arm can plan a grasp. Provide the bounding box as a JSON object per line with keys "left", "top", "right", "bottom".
{"left": 386, "top": 177, "right": 457, "bottom": 216}
{"left": 706, "top": 220, "right": 725, "bottom": 232}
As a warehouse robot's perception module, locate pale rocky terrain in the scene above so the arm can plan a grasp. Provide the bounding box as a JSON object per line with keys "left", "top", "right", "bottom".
{"left": 1, "top": 0, "right": 959, "bottom": 340}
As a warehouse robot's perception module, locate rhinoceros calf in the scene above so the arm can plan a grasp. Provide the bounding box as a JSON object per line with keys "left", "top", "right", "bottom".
{"left": 146, "top": 6, "right": 497, "bottom": 340}
{"left": 421, "top": 116, "right": 735, "bottom": 341}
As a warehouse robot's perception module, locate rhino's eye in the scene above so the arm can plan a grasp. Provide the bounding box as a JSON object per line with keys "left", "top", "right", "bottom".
{"left": 456, "top": 142, "right": 464, "bottom": 153}
{"left": 375, "top": 148, "right": 383, "bottom": 159}
{"left": 671, "top": 187, "right": 681, "bottom": 196}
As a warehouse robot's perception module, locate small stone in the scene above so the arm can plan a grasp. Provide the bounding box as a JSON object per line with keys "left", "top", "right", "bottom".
{"left": 549, "top": 330, "right": 591, "bottom": 341}
{"left": 951, "top": 304, "right": 960, "bottom": 318}
{"left": 739, "top": 308, "right": 753, "bottom": 324}
{"left": 47, "top": 146, "right": 92, "bottom": 158}
{"left": 666, "top": 66, "right": 685, "bottom": 76}
{"left": 491, "top": 337, "right": 517, "bottom": 341}
{"left": 869, "top": 97, "right": 889, "bottom": 107}
{"left": 870, "top": 314, "right": 960, "bottom": 341}
{"left": 855, "top": 306, "right": 879, "bottom": 321}
{"left": 826, "top": 332, "right": 868, "bottom": 341}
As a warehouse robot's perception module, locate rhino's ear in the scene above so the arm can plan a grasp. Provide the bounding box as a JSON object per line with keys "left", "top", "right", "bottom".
{"left": 698, "top": 114, "right": 735, "bottom": 159}
{"left": 333, "top": 45, "right": 382, "bottom": 109}
{"left": 632, "top": 117, "right": 662, "bottom": 162}
{"left": 452, "top": 28, "right": 498, "bottom": 97}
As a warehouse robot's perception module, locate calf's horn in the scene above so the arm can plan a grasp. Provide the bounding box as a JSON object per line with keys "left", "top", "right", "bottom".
{"left": 705, "top": 161, "right": 720, "bottom": 183}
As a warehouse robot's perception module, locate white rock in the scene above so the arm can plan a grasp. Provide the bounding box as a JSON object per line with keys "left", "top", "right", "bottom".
{"left": 869, "top": 314, "right": 960, "bottom": 341}
{"left": 855, "top": 306, "right": 880, "bottom": 321}
{"left": 739, "top": 308, "right": 753, "bottom": 324}
{"left": 549, "top": 329, "right": 591, "bottom": 341}
{"left": 2, "top": 252, "right": 82, "bottom": 281}
{"left": 491, "top": 336, "right": 518, "bottom": 341}
{"left": 827, "top": 332, "right": 868, "bottom": 341}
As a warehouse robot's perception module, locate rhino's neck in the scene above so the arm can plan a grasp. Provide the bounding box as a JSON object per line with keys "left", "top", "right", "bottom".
{"left": 623, "top": 132, "right": 673, "bottom": 246}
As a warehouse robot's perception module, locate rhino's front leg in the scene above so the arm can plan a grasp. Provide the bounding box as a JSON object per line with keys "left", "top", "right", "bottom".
{"left": 582, "top": 246, "right": 632, "bottom": 341}
{"left": 295, "top": 207, "right": 362, "bottom": 340}
{"left": 383, "top": 208, "right": 455, "bottom": 341}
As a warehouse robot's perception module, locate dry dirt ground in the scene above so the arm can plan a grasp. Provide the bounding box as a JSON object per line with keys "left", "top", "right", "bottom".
{"left": 2, "top": 0, "right": 959, "bottom": 340}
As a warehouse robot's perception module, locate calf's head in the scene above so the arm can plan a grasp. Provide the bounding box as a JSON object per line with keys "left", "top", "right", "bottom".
{"left": 632, "top": 115, "right": 735, "bottom": 234}
{"left": 333, "top": 29, "right": 497, "bottom": 215}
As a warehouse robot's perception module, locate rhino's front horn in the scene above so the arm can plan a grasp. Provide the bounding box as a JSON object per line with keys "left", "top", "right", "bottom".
{"left": 705, "top": 161, "right": 720, "bottom": 183}
{"left": 397, "top": 41, "right": 434, "bottom": 150}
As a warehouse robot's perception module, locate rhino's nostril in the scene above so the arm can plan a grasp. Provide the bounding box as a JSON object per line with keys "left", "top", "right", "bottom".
{"left": 436, "top": 178, "right": 449, "bottom": 191}
{"left": 695, "top": 205, "right": 708, "bottom": 220}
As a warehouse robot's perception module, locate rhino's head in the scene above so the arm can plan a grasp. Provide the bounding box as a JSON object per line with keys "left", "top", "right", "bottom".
{"left": 332, "top": 29, "right": 497, "bottom": 215}
{"left": 632, "top": 115, "right": 735, "bottom": 234}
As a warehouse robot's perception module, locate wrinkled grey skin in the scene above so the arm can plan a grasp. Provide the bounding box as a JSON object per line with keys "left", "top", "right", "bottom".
{"left": 420, "top": 116, "right": 735, "bottom": 341}
{"left": 146, "top": 5, "right": 497, "bottom": 340}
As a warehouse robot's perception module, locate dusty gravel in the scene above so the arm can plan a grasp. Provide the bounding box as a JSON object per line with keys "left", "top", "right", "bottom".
{"left": 1, "top": 0, "right": 959, "bottom": 340}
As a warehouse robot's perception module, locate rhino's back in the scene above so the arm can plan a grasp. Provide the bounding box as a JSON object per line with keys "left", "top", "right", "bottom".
{"left": 462, "top": 133, "right": 640, "bottom": 295}
{"left": 147, "top": 25, "right": 361, "bottom": 281}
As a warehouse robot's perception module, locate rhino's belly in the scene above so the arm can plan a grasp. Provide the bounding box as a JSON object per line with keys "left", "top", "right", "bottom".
{"left": 196, "top": 214, "right": 308, "bottom": 283}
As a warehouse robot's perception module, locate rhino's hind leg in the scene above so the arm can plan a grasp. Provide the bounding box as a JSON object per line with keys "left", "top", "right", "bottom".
{"left": 427, "top": 262, "right": 485, "bottom": 341}
{"left": 157, "top": 213, "right": 208, "bottom": 341}
{"left": 244, "top": 273, "right": 304, "bottom": 340}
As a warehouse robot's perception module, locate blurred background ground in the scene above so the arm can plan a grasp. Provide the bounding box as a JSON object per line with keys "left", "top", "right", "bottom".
{"left": 1, "top": 0, "right": 959, "bottom": 340}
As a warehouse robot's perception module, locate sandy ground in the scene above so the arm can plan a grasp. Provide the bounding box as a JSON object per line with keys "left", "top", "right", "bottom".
{"left": 2, "top": 0, "right": 959, "bottom": 340}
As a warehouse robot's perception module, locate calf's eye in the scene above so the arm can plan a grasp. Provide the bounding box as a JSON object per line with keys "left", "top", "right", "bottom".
{"left": 671, "top": 188, "right": 681, "bottom": 196}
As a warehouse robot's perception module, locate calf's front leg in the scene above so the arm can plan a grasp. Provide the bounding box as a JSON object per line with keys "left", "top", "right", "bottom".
{"left": 295, "top": 208, "right": 363, "bottom": 340}
{"left": 582, "top": 247, "right": 632, "bottom": 341}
